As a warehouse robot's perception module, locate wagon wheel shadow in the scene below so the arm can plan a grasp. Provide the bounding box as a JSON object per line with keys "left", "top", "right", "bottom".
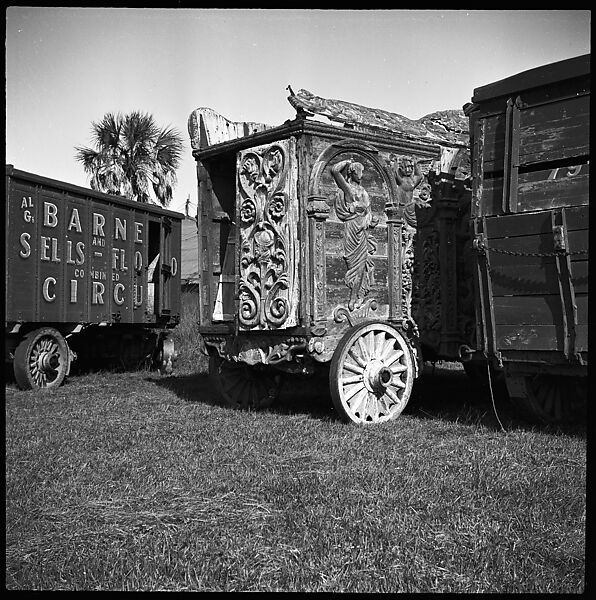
{"left": 150, "top": 364, "right": 586, "bottom": 436}
{"left": 151, "top": 369, "right": 337, "bottom": 419}
{"left": 151, "top": 372, "right": 223, "bottom": 408}
{"left": 407, "top": 363, "right": 587, "bottom": 437}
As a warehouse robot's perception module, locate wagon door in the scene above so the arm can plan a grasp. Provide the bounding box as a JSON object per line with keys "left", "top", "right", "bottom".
{"left": 146, "top": 215, "right": 181, "bottom": 320}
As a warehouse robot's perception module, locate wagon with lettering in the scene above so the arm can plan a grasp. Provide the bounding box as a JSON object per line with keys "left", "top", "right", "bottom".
{"left": 463, "top": 54, "right": 589, "bottom": 423}
{"left": 5, "top": 165, "right": 182, "bottom": 390}
{"left": 188, "top": 94, "right": 472, "bottom": 423}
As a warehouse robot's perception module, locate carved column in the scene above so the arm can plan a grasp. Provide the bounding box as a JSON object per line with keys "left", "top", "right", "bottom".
{"left": 307, "top": 195, "right": 330, "bottom": 333}
{"left": 386, "top": 204, "right": 404, "bottom": 322}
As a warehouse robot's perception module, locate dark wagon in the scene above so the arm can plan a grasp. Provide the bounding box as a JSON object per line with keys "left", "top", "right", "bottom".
{"left": 463, "top": 54, "right": 589, "bottom": 423}
{"left": 5, "top": 165, "right": 182, "bottom": 389}
{"left": 188, "top": 95, "right": 471, "bottom": 423}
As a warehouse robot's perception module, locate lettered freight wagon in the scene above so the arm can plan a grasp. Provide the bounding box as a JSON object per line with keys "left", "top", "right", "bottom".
{"left": 5, "top": 165, "right": 182, "bottom": 389}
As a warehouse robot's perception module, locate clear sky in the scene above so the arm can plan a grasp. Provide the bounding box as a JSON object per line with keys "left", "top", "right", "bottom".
{"left": 5, "top": 8, "right": 591, "bottom": 215}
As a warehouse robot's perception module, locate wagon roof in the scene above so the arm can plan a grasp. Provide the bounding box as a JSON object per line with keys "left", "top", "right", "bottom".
{"left": 286, "top": 88, "right": 469, "bottom": 146}
{"left": 471, "top": 53, "right": 590, "bottom": 104}
{"left": 5, "top": 164, "right": 185, "bottom": 220}
{"left": 191, "top": 90, "right": 469, "bottom": 161}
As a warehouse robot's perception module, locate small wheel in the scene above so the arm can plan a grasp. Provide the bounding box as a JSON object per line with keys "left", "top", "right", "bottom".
{"left": 514, "top": 374, "right": 586, "bottom": 425}
{"left": 209, "top": 354, "right": 279, "bottom": 410}
{"left": 330, "top": 322, "right": 415, "bottom": 424}
{"left": 13, "top": 327, "right": 70, "bottom": 390}
{"left": 154, "top": 333, "right": 176, "bottom": 375}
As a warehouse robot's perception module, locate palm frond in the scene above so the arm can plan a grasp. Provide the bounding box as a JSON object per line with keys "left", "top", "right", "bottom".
{"left": 75, "top": 110, "right": 184, "bottom": 206}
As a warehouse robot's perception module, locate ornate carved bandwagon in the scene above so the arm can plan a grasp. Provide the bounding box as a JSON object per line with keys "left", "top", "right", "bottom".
{"left": 330, "top": 159, "right": 379, "bottom": 312}
{"left": 237, "top": 139, "right": 298, "bottom": 330}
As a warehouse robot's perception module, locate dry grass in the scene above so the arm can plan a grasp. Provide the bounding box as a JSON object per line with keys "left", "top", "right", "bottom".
{"left": 5, "top": 290, "right": 587, "bottom": 591}
{"left": 5, "top": 362, "right": 586, "bottom": 592}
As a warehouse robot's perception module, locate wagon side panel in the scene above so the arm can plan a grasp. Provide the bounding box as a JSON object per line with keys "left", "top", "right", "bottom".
{"left": 469, "top": 55, "right": 589, "bottom": 370}
{"left": 6, "top": 175, "right": 41, "bottom": 323}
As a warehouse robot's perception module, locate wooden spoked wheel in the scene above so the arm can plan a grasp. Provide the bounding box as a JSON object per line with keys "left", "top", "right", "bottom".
{"left": 209, "top": 354, "right": 280, "bottom": 410}
{"left": 13, "top": 327, "right": 70, "bottom": 390}
{"left": 330, "top": 322, "right": 415, "bottom": 424}
{"left": 515, "top": 374, "right": 586, "bottom": 425}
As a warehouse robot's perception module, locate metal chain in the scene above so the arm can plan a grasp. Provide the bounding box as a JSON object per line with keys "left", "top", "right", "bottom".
{"left": 484, "top": 246, "right": 587, "bottom": 258}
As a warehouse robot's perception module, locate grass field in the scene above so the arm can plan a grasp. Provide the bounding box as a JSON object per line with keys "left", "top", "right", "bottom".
{"left": 5, "top": 352, "right": 586, "bottom": 591}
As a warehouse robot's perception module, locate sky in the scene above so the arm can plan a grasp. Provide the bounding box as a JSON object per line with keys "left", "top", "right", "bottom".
{"left": 5, "top": 8, "right": 591, "bottom": 216}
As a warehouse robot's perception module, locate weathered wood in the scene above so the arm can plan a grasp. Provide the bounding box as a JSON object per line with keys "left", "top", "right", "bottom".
{"left": 517, "top": 95, "right": 589, "bottom": 164}
{"left": 516, "top": 168, "right": 589, "bottom": 212}
{"left": 485, "top": 205, "right": 588, "bottom": 238}
{"left": 188, "top": 107, "right": 272, "bottom": 150}
{"left": 496, "top": 323, "right": 588, "bottom": 353}
{"left": 493, "top": 294, "right": 587, "bottom": 325}
{"left": 467, "top": 53, "right": 589, "bottom": 378}
{"left": 471, "top": 54, "right": 590, "bottom": 103}
{"left": 487, "top": 229, "right": 587, "bottom": 255}
{"left": 287, "top": 88, "right": 469, "bottom": 146}
{"left": 489, "top": 257, "right": 588, "bottom": 296}
{"left": 480, "top": 115, "right": 506, "bottom": 172}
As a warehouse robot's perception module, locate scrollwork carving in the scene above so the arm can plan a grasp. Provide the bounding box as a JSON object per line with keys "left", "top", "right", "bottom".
{"left": 237, "top": 142, "right": 296, "bottom": 330}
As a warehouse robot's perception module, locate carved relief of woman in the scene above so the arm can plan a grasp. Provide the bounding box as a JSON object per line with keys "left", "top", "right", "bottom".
{"left": 330, "top": 158, "right": 379, "bottom": 310}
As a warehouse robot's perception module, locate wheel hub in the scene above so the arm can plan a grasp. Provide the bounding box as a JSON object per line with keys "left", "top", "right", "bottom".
{"left": 364, "top": 358, "right": 393, "bottom": 393}
{"left": 38, "top": 351, "right": 59, "bottom": 372}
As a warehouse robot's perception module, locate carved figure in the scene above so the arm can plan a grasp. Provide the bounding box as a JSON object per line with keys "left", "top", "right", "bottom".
{"left": 391, "top": 155, "right": 424, "bottom": 229}
{"left": 330, "top": 158, "right": 379, "bottom": 311}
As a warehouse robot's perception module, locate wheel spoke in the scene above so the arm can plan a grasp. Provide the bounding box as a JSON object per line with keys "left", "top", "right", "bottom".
{"left": 391, "top": 375, "right": 406, "bottom": 389}
{"left": 254, "top": 379, "right": 269, "bottom": 406}
{"left": 348, "top": 348, "right": 367, "bottom": 369}
{"left": 386, "top": 350, "right": 405, "bottom": 368}
{"left": 342, "top": 374, "right": 364, "bottom": 385}
{"left": 385, "top": 386, "right": 401, "bottom": 405}
{"left": 361, "top": 393, "right": 375, "bottom": 421}
{"left": 349, "top": 388, "right": 368, "bottom": 416}
{"left": 552, "top": 383, "right": 563, "bottom": 422}
{"left": 343, "top": 360, "right": 364, "bottom": 375}
{"left": 541, "top": 384, "right": 554, "bottom": 417}
{"left": 377, "top": 394, "right": 391, "bottom": 415}
{"left": 366, "top": 331, "right": 375, "bottom": 360}
{"left": 223, "top": 375, "right": 244, "bottom": 395}
{"left": 344, "top": 382, "right": 364, "bottom": 402}
{"left": 378, "top": 337, "right": 397, "bottom": 363}
{"left": 390, "top": 363, "right": 408, "bottom": 374}
{"left": 356, "top": 336, "right": 369, "bottom": 361}
{"left": 231, "top": 379, "right": 249, "bottom": 405}
{"left": 374, "top": 332, "right": 385, "bottom": 357}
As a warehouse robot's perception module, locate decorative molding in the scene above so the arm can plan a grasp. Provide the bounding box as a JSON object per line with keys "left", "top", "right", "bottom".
{"left": 204, "top": 334, "right": 307, "bottom": 366}
{"left": 333, "top": 298, "right": 378, "bottom": 328}
{"left": 308, "top": 141, "right": 397, "bottom": 201}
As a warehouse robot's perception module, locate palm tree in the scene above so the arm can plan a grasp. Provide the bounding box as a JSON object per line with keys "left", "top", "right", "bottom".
{"left": 75, "top": 111, "right": 184, "bottom": 207}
